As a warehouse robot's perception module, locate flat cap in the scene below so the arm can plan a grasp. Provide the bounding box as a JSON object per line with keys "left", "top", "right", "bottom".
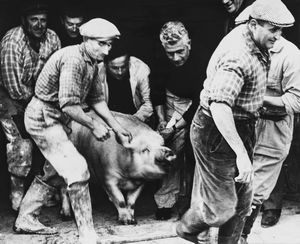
{"left": 235, "top": 0, "right": 294, "bottom": 27}
{"left": 20, "top": 0, "right": 48, "bottom": 16}
{"left": 79, "top": 18, "right": 120, "bottom": 40}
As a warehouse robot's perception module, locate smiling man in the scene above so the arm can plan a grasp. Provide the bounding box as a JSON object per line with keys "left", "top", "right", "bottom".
{"left": 176, "top": 0, "right": 294, "bottom": 243}
{"left": 0, "top": 0, "right": 61, "bottom": 212}
{"left": 221, "top": 0, "right": 254, "bottom": 34}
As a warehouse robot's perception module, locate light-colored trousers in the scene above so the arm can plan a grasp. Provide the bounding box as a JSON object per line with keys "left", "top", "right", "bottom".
{"left": 252, "top": 114, "right": 294, "bottom": 206}
{"left": 154, "top": 90, "right": 191, "bottom": 208}
{"left": 24, "top": 97, "right": 90, "bottom": 187}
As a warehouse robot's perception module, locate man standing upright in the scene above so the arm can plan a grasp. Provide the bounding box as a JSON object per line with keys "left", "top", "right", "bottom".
{"left": 0, "top": 0, "right": 61, "bottom": 212}
{"left": 176, "top": 0, "right": 294, "bottom": 243}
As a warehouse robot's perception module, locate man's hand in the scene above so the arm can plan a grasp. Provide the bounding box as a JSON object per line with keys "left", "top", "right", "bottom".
{"left": 159, "top": 127, "right": 175, "bottom": 141}
{"left": 234, "top": 151, "right": 253, "bottom": 184}
{"left": 114, "top": 127, "right": 133, "bottom": 146}
{"left": 92, "top": 120, "right": 111, "bottom": 141}
{"left": 156, "top": 121, "right": 167, "bottom": 133}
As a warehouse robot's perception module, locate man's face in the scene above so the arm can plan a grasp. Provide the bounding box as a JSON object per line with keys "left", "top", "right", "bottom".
{"left": 85, "top": 38, "right": 113, "bottom": 61}
{"left": 107, "top": 55, "right": 129, "bottom": 80}
{"left": 164, "top": 42, "right": 190, "bottom": 67}
{"left": 221, "top": 0, "right": 239, "bottom": 14}
{"left": 250, "top": 20, "right": 282, "bottom": 50}
{"left": 62, "top": 16, "right": 84, "bottom": 38}
{"left": 23, "top": 13, "right": 47, "bottom": 39}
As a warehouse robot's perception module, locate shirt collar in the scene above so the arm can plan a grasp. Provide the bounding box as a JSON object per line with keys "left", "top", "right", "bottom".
{"left": 270, "top": 38, "right": 284, "bottom": 54}
{"left": 80, "top": 43, "right": 103, "bottom": 65}
{"left": 243, "top": 25, "right": 270, "bottom": 64}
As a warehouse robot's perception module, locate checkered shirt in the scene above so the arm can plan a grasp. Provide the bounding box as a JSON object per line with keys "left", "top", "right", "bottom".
{"left": 200, "top": 24, "right": 270, "bottom": 119}
{"left": 35, "top": 43, "right": 105, "bottom": 108}
{"left": 0, "top": 26, "right": 61, "bottom": 101}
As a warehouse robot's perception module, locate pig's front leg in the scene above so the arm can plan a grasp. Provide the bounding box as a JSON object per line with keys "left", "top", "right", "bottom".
{"left": 105, "top": 181, "right": 135, "bottom": 225}
{"left": 126, "top": 184, "right": 144, "bottom": 225}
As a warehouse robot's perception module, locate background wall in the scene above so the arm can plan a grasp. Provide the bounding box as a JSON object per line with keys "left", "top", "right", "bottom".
{"left": 0, "top": 0, "right": 300, "bottom": 204}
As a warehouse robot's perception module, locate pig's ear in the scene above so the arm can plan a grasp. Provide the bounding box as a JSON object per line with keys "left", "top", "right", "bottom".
{"left": 163, "top": 148, "right": 176, "bottom": 162}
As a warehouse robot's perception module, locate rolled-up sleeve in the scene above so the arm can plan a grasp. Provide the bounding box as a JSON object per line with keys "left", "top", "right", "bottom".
{"left": 281, "top": 50, "right": 300, "bottom": 114}
{"left": 58, "top": 57, "right": 83, "bottom": 108}
{"left": 208, "top": 53, "right": 245, "bottom": 107}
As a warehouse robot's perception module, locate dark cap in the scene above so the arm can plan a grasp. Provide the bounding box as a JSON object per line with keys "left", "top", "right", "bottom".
{"left": 106, "top": 38, "right": 130, "bottom": 62}
{"left": 20, "top": 0, "right": 48, "bottom": 16}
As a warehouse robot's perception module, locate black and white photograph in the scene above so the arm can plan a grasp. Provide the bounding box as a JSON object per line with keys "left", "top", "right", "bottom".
{"left": 0, "top": 0, "right": 300, "bottom": 243}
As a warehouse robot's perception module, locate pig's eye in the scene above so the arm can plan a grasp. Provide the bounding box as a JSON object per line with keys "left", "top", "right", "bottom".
{"left": 142, "top": 148, "right": 150, "bottom": 153}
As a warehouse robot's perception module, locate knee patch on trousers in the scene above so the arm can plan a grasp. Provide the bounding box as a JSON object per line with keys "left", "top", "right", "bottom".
{"left": 63, "top": 155, "right": 90, "bottom": 186}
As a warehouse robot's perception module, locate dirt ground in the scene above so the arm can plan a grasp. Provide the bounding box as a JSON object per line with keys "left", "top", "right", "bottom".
{"left": 1, "top": 183, "right": 300, "bottom": 244}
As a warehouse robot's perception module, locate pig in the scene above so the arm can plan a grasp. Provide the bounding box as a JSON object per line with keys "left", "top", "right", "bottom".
{"left": 60, "top": 111, "right": 176, "bottom": 225}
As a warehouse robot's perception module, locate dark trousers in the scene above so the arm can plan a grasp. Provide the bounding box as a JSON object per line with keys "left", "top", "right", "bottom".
{"left": 178, "top": 108, "right": 255, "bottom": 243}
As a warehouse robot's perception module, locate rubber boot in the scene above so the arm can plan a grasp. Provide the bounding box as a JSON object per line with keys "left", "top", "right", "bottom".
{"left": 13, "top": 176, "right": 58, "bottom": 235}
{"left": 68, "top": 182, "right": 98, "bottom": 244}
{"left": 241, "top": 204, "right": 262, "bottom": 241}
{"left": 10, "top": 175, "right": 26, "bottom": 212}
{"left": 218, "top": 215, "right": 245, "bottom": 244}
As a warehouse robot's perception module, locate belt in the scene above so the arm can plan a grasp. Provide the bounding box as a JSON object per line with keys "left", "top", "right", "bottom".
{"left": 260, "top": 113, "right": 286, "bottom": 122}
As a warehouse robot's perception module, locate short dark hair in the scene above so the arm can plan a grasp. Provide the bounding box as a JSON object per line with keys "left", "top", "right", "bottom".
{"left": 105, "top": 38, "right": 130, "bottom": 63}
{"left": 20, "top": 0, "right": 48, "bottom": 16}
{"left": 60, "top": 0, "right": 85, "bottom": 19}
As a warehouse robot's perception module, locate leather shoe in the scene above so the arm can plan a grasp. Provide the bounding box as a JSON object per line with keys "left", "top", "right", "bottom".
{"left": 261, "top": 209, "right": 281, "bottom": 228}
{"left": 155, "top": 207, "right": 172, "bottom": 220}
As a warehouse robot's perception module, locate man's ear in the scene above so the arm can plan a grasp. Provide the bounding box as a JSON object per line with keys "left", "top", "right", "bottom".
{"left": 248, "top": 19, "right": 258, "bottom": 31}
{"left": 187, "top": 38, "right": 191, "bottom": 50}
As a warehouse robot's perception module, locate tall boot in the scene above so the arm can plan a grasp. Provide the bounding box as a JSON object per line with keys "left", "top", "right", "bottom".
{"left": 241, "top": 204, "right": 262, "bottom": 241}
{"left": 68, "top": 182, "right": 98, "bottom": 244}
{"left": 13, "top": 176, "right": 58, "bottom": 235}
{"left": 10, "top": 175, "right": 26, "bottom": 212}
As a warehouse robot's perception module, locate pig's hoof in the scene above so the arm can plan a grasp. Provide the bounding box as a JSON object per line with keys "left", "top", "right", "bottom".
{"left": 118, "top": 218, "right": 137, "bottom": 225}
{"left": 155, "top": 207, "right": 172, "bottom": 220}
{"left": 60, "top": 212, "right": 73, "bottom": 222}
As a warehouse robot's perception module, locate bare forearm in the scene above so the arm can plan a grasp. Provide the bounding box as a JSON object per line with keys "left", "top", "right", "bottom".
{"left": 210, "top": 102, "right": 247, "bottom": 155}
{"left": 263, "top": 96, "right": 285, "bottom": 108}
{"left": 62, "top": 105, "right": 94, "bottom": 130}
{"left": 92, "top": 101, "right": 122, "bottom": 130}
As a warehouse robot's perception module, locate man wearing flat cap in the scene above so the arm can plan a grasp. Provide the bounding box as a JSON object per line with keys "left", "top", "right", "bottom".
{"left": 14, "top": 18, "right": 132, "bottom": 244}
{"left": 0, "top": 0, "right": 61, "bottom": 212}
{"left": 176, "top": 0, "right": 295, "bottom": 243}
{"left": 232, "top": 2, "right": 300, "bottom": 243}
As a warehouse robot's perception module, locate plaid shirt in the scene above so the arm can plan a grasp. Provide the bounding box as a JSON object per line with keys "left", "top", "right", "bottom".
{"left": 200, "top": 24, "right": 270, "bottom": 119}
{"left": 0, "top": 26, "right": 61, "bottom": 102}
{"left": 35, "top": 43, "right": 105, "bottom": 109}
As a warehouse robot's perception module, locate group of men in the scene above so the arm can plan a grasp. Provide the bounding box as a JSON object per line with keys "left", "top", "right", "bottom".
{"left": 0, "top": 0, "right": 300, "bottom": 243}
